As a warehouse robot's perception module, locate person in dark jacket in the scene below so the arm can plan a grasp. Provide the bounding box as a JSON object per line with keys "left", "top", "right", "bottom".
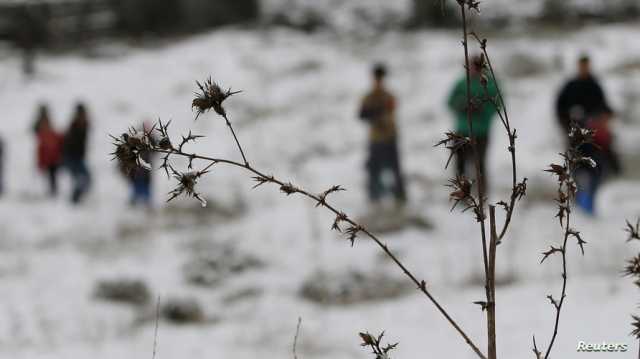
{"left": 447, "top": 55, "right": 499, "bottom": 194}
{"left": 63, "top": 102, "right": 91, "bottom": 204}
{"left": 33, "top": 104, "right": 63, "bottom": 196}
{"left": 555, "top": 55, "right": 620, "bottom": 214}
{"left": 359, "top": 63, "right": 407, "bottom": 206}
{"left": 556, "top": 55, "right": 611, "bottom": 134}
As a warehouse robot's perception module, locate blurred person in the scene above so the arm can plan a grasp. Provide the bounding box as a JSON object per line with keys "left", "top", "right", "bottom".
{"left": 359, "top": 63, "right": 407, "bottom": 207}
{"left": 126, "top": 121, "right": 155, "bottom": 207}
{"left": 63, "top": 102, "right": 91, "bottom": 204}
{"left": 33, "top": 104, "right": 63, "bottom": 196}
{"left": 556, "top": 55, "right": 620, "bottom": 214}
{"left": 556, "top": 55, "right": 610, "bottom": 135}
{"left": 447, "top": 55, "right": 499, "bottom": 194}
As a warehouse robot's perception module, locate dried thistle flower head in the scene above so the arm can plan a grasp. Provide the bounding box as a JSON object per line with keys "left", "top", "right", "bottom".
{"left": 447, "top": 175, "right": 474, "bottom": 212}
{"left": 110, "top": 129, "right": 153, "bottom": 174}
{"left": 192, "top": 77, "right": 241, "bottom": 119}
{"left": 568, "top": 124, "right": 595, "bottom": 150}
{"left": 154, "top": 119, "right": 174, "bottom": 150}
{"left": 168, "top": 170, "right": 208, "bottom": 207}
{"left": 435, "top": 132, "right": 470, "bottom": 169}
{"left": 623, "top": 255, "right": 640, "bottom": 278}
{"left": 359, "top": 331, "right": 398, "bottom": 359}
{"left": 625, "top": 219, "right": 640, "bottom": 242}
{"left": 632, "top": 315, "right": 640, "bottom": 339}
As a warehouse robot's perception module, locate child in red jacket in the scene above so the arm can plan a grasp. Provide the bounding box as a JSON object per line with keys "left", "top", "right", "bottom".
{"left": 34, "top": 105, "right": 63, "bottom": 196}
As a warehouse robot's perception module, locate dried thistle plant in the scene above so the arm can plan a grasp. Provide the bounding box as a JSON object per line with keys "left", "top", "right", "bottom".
{"left": 532, "top": 120, "right": 593, "bottom": 359}
{"left": 111, "top": 76, "right": 486, "bottom": 358}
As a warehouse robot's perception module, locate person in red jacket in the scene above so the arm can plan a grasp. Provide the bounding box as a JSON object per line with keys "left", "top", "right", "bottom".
{"left": 33, "top": 105, "right": 63, "bottom": 196}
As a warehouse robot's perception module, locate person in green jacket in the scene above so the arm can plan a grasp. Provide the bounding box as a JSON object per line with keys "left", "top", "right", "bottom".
{"left": 447, "top": 55, "right": 499, "bottom": 193}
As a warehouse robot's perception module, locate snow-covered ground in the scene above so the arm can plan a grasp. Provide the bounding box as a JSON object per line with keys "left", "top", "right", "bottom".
{"left": 0, "top": 23, "right": 640, "bottom": 358}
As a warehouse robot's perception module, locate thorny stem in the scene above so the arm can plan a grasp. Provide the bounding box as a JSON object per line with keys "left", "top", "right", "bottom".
{"left": 543, "top": 203, "right": 571, "bottom": 359}
{"left": 535, "top": 124, "right": 589, "bottom": 358}
{"left": 488, "top": 206, "right": 498, "bottom": 359}
{"left": 153, "top": 144, "right": 488, "bottom": 359}
{"left": 470, "top": 32, "right": 521, "bottom": 243}
{"left": 222, "top": 113, "right": 249, "bottom": 166}
{"left": 459, "top": 3, "right": 493, "bottom": 358}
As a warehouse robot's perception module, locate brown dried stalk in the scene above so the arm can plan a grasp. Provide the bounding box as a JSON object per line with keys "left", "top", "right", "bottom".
{"left": 449, "top": 3, "right": 495, "bottom": 357}
{"left": 470, "top": 31, "right": 527, "bottom": 243}
{"left": 452, "top": 2, "right": 520, "bottom": 358}
{"left": 534, "top": 123, "right": 591, "bottom": 358}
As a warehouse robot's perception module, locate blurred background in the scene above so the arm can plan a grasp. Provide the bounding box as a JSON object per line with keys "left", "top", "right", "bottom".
{"left": 0, "top": 0, "right": 640, "bottom": 358}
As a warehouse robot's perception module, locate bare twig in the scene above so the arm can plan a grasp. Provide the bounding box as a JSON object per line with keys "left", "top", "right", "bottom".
{"left": 470, "top": 32, "right": 526, "bottom": 243}
{"left": 487, "top": 206, "right": 498, "bottom": 359}
{"left": 542, "top": 207, "right": 571, "bottom": 359}
{"left": 293, "top": 317, "right": 302, "bottom": 359}
{"left": 151, "top": 145, "right": 487, "bottom": 359}
{"left": 152, "top": 296, "right": 160, "bottom": 359}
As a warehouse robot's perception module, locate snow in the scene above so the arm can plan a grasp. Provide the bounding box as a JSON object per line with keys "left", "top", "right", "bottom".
{"left": 0, "top": 23, "right": 640, "bottom": 358}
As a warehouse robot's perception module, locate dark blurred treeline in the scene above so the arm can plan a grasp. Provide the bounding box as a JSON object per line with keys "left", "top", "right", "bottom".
{"left": 404, "top": 0, "right": 640, "bottom": 30}
{"left": 0, "top": 0, "right": 259, "bottom": 49}
{"left": 2, "top": 0, "right": 639, "bottom": 50}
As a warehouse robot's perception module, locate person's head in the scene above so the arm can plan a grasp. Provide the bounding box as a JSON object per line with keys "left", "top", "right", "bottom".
{"left": 372, "top": 63, "right": 387, "bottom": 87}
{"left": 578, "top": 55, "right": 591, "bottom": 79}
{"left": 34, "top": 104, "right": 50, "bottom": 133}
{"left": 72, "top": 102, "right": 88, "bottom": 127}
{"left": 142, "top": 119, "right": 153, "bottom": 133}
{"left": 37, "top": 104, "right": 49, "bottom": 120}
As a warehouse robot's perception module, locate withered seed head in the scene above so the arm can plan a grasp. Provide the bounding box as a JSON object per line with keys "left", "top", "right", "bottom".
{"left": 110, "top": 130, "right": 153, "bottom": 174}
{"left": 631, "top": 315, "right": 640, "bottom": 339}
{"left": 625, "top": 219, "right": 640, "bottom": 242}
{"left": 447, "top": 175, "right": 475, "bottom": 212}
{"left": 435, "top": 132, "right": 470, "bottom": 169}
{"left": 168, "top": 170, "right": 208, "bottom": 207}
{"left": 192, "top": 77, "right": 241, "bottom": 119}
{"left": 623, "top": 255, "right": 640, "bottom": 278}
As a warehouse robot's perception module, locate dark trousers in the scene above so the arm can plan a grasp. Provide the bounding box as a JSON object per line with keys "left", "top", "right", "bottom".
{"left": 130, "top": 173, "right": 151, "bottom": 206}
{"left": 46, "top": 165, "right": 59, "bottom": 196}
{"left": 574, "top": 143, "right": 617, "bottom": 215}
{"left": 366, "top": 141, "right": 407, "bottom": 203}
{"left": 456, "top": 136, "right": 489, "bottom": 194}
{"left": 66, "top": 159, "right": 91, "bottom": 204}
